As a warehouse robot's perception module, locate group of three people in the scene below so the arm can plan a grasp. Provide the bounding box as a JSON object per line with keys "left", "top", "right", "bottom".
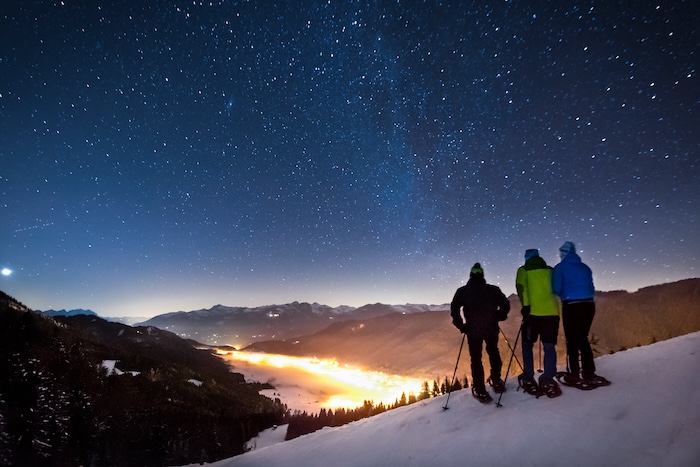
{"left": 450, "top": 241, "right": 600, "bottom": 402}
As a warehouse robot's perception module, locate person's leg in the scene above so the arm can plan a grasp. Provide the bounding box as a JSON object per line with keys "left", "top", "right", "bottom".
{"left": 467, "top": 335, "right": 486, "bottom": 391}
{"left": 540, "top": 316, "right": 560, "bottom": 381}
{"left": 542, "top": 343, "right": 557, "bottom": 380}
{"left": 485, "top": 335, "right": 502, "bottom": 381}
{"left": 577, "top": 301, "right": 597, "bottom": 376}
{"left": 561, "top": 303, "right": 580, "bottom": 375}
{"left": 521, "top": 325, "right": 535, "bottom": 380}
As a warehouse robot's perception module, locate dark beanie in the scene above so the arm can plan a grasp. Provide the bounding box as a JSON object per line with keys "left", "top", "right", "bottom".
{"left": 470, "top": 263, "right": 484, "bottom": 276}
{"left": 525, "top": 249, "right": 539, "bottom": 260}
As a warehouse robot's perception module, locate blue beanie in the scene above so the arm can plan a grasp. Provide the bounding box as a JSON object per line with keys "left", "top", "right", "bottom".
{"left": 559, "top": 241, "right": 576, "bottom": 256}
{"left": 524, "top": 249, "right": 539, "bottom": 260}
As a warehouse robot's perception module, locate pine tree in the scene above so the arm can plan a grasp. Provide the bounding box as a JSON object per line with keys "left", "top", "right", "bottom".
{"left": 399, "top": 392, "right": 407, "bottom": 406}
{"left": 419, "top": 381, "right": 431, "bottom": 400}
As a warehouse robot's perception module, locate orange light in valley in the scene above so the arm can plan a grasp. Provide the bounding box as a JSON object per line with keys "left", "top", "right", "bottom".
{"left": 218, "top": 350, "right": 423, "bottom": 409}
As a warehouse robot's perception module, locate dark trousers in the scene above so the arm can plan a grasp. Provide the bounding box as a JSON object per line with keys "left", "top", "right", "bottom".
{"left": 561, "top": 300, "right": 596, "bottom": 375}
{"left": 467, "top": 334, "right": 502, "bottom": 392}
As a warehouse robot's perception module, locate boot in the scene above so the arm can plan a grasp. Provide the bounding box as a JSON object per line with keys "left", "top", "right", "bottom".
{"left": 472, "top": 386, "right": 493, "bottom": 403}
{"left": 517, "top": 374, "right": 540, "bottom": 396}
{"left": 488, "top": 376, "right": 506, "bottom": 393}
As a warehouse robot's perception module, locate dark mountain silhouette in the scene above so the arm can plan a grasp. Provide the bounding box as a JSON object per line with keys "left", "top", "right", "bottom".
{"left": 34, "top": 308, "right": 98, "bottom": 317}
{"left": 0, "top": 290, "right": 285, "bottom": 466}
{"left": 589, "top": 278, "right": 700, "bottom": 353}
{"left": 244, "top": 279, "right": 700, "bottom": 379}
{"left": 137, "top": 302, "right": 443, "bottom": 347}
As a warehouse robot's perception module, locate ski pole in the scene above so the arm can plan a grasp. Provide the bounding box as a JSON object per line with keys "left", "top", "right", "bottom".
{"left": 442, "top": 333, "right": 466, "bottom": 411}
{"left": 496, "top": 323, "right": 523, "bottom": 408}
{"left": 499, "top": 326, "right": 524, "bottom": 372}
{"left": 538, "top": 341, "right": 543, "bottom": 373}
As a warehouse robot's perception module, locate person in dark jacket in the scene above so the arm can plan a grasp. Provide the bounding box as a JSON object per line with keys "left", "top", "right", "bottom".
{"left": 451, "top": 263, "right": 510, "bottom": 401}
{"left": 552, "top": 241, "right": 604, "bottom": 385}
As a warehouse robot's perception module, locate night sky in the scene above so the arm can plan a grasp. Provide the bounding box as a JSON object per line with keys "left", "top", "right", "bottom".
{"left": 2, "top": 1, "right": 698, "bottom": 317}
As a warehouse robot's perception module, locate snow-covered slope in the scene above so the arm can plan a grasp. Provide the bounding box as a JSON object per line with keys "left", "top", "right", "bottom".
{"left": 212, "top": 332, "right": 700, "bottom": 467}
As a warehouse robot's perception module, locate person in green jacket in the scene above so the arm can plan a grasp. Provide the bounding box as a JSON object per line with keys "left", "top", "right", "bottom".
{"left": 515, "top": 249, "right": 561, "bottom": 397}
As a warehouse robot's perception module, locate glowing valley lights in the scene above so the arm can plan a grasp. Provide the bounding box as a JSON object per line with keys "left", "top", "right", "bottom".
{"left": 219, "top": 350, "right": 423, "bottom": 409}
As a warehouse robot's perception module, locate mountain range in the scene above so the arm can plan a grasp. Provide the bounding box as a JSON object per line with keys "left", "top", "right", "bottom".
{"left": 143, "top": 278, "right": 700, "bottom": 379}
{"left": 2, "top": 278, "right": 698, "bottom": 465}
{"left": 34, "top": 308, "right": 98, "bottom": 317}
{"left": 137, "top": 302, "right": 446, "bottom": 348}
{"left": 34, "top": 308, "right": 148, "bottom": 325}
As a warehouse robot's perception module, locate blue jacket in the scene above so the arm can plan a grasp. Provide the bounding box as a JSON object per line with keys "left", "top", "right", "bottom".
{"left": 552, "top": 252, "right": 595, "bottom": 301}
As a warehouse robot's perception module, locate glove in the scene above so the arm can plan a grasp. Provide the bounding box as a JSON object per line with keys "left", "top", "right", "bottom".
{"left": 520, "top": 306, "right": 531, "bottom": 318}
{"left": 452, "top": 319, "right": 463, "bottom": 332}
{"left": 521, "top": 306, "right": 531, "bottom": 325}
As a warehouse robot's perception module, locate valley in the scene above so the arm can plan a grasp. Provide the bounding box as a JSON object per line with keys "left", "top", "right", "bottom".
{"left": 219, "top": 350, "right": 424, "bottom": 412}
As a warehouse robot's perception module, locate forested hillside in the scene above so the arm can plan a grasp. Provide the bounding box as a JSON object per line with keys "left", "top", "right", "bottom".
{"left": 0, "top": 291, "right": 285, "bottom": 466}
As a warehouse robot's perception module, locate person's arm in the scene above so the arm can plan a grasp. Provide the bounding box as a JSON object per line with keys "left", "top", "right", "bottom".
{"left": 551, "top": 264, "right": 563, "bottom": 298}
{"left": 515, "top": 267, "right": 528, "bottom": 306}
{"left": 585, "top": 264, "right": 595, "bottom": 298}
{"left": 450, "top": 290, "right": 464, "bottom": 329}
{"left": 496, "top": 287, "right": 510, "bottom": 321}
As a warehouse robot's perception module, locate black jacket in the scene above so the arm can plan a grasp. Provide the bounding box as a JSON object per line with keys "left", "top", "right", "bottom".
{"left": 450, "top": 276, "right": 510, "bottom": 339}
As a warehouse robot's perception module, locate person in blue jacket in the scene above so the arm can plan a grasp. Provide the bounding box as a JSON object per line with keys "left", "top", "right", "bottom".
{"left": 552, "top": 241, "right": 602, "bottom": 385}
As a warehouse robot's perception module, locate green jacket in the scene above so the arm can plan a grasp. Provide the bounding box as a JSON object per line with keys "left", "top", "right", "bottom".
{"left": 515, "top": 256, "right": 559, "bottom": 317}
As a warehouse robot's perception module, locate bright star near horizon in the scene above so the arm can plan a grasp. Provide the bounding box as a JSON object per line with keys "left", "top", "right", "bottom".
{"left": 1, "top": 269, "right": 12, "bottom": 277}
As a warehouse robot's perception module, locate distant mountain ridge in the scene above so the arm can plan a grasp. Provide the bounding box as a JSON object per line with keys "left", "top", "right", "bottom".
{"left": 138, "top": 302, "right": 446, "bottom": 347}
{"left": 34, "top": 308, "right": 98, "bottom": 317}
{"left": 33, "top": 308, "right": 147, "bottom": 325}
{"left": 138, "top": 279, "right": 700, "bottom": 364}
{"left": 242, "top": 278, "right": 700, "bottom": 379}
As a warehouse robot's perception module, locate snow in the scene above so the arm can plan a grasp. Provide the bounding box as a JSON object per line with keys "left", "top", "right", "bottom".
{"left": 100, "top": 360, "right": 140, "bottom": 377}
{"left": 207, "top": 331, "right": 700, "bottom": 467}
{"left": 243, "top": 425, "right": 288, "bottom": 452}
{"left": 101, "top": 360, "right": 121, "bottom": 375}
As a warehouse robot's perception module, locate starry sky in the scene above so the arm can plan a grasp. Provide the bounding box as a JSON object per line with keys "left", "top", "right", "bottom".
{"left": 1, "top": 1, "right": 698, "bottom": 318}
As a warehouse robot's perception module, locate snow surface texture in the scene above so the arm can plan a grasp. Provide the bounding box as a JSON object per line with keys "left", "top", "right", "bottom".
{"left": 210, "top": 332, "right": 700, "bottom": 467}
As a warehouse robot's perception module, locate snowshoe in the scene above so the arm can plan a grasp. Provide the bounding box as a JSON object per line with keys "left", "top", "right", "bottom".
{"left": 556, "top": 371, "right": 595, "bottom": 390}
{"left": 539, "top": 379, "right": 562, "bottom": 398}
{"left": 472, "top": 387, "right": 493, "bottom": 404}
{"left": 582, "top": 372, "right": 611, "bottom": 388}
{"left": 517, "top": 374, "right": 541, "bottom": 397}
{"left": 487, "top": 376, "right": 506, "bottom": 394}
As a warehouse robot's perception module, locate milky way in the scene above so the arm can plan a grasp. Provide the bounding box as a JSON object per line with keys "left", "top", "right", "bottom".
{"left": 1, "top": 1, "right": 698, "bottom": 316}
